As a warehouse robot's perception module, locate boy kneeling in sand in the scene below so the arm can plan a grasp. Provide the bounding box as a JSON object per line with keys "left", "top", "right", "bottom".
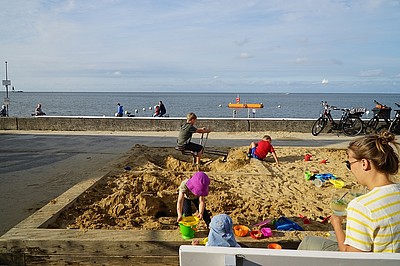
{"left": 248, "top": 135, "right": 279, "bottom": 166}
{"left": 177, "top": 112, "right": 211, "bottom": 165}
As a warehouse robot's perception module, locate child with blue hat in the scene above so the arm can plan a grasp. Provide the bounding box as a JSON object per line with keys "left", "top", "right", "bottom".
{"left": 207, "top": 214, "right": 240, "bottom": 247}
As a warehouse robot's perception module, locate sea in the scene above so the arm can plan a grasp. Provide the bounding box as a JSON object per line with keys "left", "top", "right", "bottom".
{"left": 3, "top": 92, "right": 400, "bottom": 119}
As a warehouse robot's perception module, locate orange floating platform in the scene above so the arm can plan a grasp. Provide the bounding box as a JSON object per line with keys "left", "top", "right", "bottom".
{"left": 228, "top": 103, "right": 264, "bottom": 108}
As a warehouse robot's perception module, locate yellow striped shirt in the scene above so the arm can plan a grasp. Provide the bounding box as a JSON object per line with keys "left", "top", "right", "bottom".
{"left": 344, "top": 183, "right": 400, "bottom": 252}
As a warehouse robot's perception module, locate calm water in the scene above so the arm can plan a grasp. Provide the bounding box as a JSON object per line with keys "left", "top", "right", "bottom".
{"left": 4, "top": 92, "right": 400, "bottom": 119}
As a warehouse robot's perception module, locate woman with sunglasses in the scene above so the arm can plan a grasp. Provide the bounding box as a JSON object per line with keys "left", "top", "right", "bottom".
{"left": 298, "top": 131, "right": 400, "bottom": 252}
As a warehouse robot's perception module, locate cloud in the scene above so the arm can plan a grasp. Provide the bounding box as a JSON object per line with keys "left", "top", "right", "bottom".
{"left": 239, "top": 52, "right": 253, "bottom": 59}
{"left": 112, "top": 71, "right": 122, "bottom": 76}
{"left": 359, "top": 69, "right": 383, "bottom": 77}
{"left": 295, "top": 57, "right": 308, "bottom": 64}
{"left": 330, "top": 59, "right": 344, "bottom": 65}
{"left": 0, "top": 1, "right": 399, "bottom": 92}
{"left": 234, "top": 38, "right": 249, "bottom": 47}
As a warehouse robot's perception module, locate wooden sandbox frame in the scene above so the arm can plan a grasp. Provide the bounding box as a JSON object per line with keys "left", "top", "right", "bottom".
{"left": 0, "top": 167, "right": 309, "bottom": 266}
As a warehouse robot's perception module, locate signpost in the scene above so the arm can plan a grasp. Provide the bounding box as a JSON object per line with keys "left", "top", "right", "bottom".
{"left": 2, "top": 61, "right": 11, "bottom": 116}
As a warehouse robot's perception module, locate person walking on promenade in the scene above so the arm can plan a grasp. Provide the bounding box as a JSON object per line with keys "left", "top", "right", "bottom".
{"left": 177, "top": 171, "right": 212, "bottom": 228}
{"left": 298, "top": 131, "right": 400, "bottom": 252}
{"left": 177, "top": 112, "right": 211, "bottom": 165}
{"left": 115, "top": 103, "right": 123, "bottom": 117}
{"left": 248, "top": 135, "right": 279, "bottom": 166}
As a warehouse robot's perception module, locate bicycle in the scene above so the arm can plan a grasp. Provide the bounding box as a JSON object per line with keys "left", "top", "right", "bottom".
{"left": 388, "top": 102, "right": 400, "bottom": 135}
{"left": 364, "top": 100, "right": 392, "bottom": 134}
{"left": 311, "top": 101, "right": 365, "bottom": 136}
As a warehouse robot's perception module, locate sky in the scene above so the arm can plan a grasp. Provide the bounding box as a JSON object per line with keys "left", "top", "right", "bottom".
{"left": 0, "top": 0, "right": 399, "bottom": 93}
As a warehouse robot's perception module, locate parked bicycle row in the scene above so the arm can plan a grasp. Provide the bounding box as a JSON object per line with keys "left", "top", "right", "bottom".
{"left": 311, "top": 100, "right": 400, "bottom": 136}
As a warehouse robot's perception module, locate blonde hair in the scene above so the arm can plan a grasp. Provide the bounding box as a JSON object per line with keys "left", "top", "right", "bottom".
{"left": 348, "top": 131, "right": 399, "bottom": 175}
{"left": 186, "top": 112, "right": 197, "bottom": 121}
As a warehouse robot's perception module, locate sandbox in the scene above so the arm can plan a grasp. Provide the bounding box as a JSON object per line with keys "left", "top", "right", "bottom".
{"left": 0, "top": 144, "right": 364, "bottom": 265}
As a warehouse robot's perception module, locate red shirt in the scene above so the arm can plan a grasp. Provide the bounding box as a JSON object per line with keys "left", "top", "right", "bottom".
{"left": 254, "top": 140, "right": 275, "bottom": 159}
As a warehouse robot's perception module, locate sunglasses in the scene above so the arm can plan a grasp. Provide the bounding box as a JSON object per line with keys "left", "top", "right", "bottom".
{"left": 345, "top": 160, "right": 359, "bottom": 170}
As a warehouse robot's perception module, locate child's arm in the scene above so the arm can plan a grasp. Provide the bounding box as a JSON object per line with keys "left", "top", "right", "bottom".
{"left": 272, "top": 151, "right": 279, "bottom": 166}
{"left": 196, "top": 127, "right": 211, "bottom": 134}
{"left": 197, "top": 196, "right": 206, "bottom": 220}
{"left": 176, "top": 191, "right": 184, "bottom": 222}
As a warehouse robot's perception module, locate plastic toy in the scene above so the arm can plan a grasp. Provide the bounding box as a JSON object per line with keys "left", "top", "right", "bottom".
{"left": 273, "top": 217, "right": 303, "bottom": 231}
{"left": 250, "top": 230, "right": 263, "bottom": 239}
{"left": 253, "top": 219, "right": 271, "bottom": 227}
{"left": 317, "top": 215, "right": 331, "bottom": 223}
{"left": 304, "top": 171, "right": 312, "bottom": 181}
{"left": 298, "top": 214, "right": 310, "bottom": 224}
{"left": 314, "top": 173, "right": 336, "bottom": 181}
{"left": 180, "top": 216, "right": 200, "bottom": 227}
{"left": 268, "top": 243, "right": 282, "bottom": 249}
{"left": 260, "top": 227, "right": 272, "bottom": 237}
{"left": 233, "top": 225, "right": 249, "bottom": 237}
{"left": 179, "top": 216, "right": 200, "bottom": 240}
{"left": 199, "top": 237, "right": 208, "bottom": 245}
{"left": 313, "top": 179, "right": 325, "bottom": 187}
{"left": 329, "top": 179, "right": 345, "bottom": 188}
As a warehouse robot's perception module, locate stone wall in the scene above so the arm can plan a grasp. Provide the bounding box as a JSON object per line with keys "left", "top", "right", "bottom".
{"left": 0, "top": 117, "right": 315, "bottom": 132}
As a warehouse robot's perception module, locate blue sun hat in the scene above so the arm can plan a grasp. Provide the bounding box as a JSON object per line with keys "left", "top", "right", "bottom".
{"left": 186, "top": 172, "right": 210, "bottom": 196}
{"left": 207, "top": 214, "right": 238, "bottom": 247}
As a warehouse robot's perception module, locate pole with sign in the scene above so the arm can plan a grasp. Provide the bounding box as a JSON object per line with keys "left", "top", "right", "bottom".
{"left": 2, "top": 61, "right": 10, "bottom": 116}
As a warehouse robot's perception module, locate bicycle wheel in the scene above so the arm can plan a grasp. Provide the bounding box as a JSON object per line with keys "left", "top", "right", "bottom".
{"left": 389, "top": 118, "right": 400, "bottom": 134}
{"left": 365, "top": 117, "right": 379, "bottom": 134}
{"left": 342, "top": 117, "right": 364, "bottom": 136}
{"left": 311, "top": 117, "right": 327, "bottom": 136}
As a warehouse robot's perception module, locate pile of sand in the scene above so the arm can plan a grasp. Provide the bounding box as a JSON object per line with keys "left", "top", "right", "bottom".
{"left": 52, "top": 142, "right": 374, "bottom": 234}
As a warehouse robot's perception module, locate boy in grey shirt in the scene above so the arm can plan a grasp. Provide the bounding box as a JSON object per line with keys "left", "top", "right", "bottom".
{"left": 177, "top": 112, "right": 211, "bottom": 165}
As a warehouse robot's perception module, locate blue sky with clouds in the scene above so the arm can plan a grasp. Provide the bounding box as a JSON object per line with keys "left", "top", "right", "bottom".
{"left": 1, "top": 0, "right": 399, "bottom": 92}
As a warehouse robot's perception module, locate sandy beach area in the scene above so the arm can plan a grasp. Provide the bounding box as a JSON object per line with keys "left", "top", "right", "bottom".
{"left": 48, "top": 131, "right": 392, "bottom": 240}
{"left": 0, "top": 130, "right": 353, "bottom": 238}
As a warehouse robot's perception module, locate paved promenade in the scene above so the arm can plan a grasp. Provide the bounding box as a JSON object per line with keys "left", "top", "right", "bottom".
{"left": 0, "top": 130, "right": 354, "bottom": 236}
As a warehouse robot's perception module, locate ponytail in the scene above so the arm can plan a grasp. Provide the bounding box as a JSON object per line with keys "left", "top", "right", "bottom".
{"left": 348, "top": 131, "right": 399, "bottom": 175}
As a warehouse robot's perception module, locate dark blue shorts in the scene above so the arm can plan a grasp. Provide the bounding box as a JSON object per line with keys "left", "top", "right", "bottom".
{"left": 250, "top": 147, "right": 262, "bottom": 160}
{"left": 183, "top": 142, "right": 203, "bottom": 153}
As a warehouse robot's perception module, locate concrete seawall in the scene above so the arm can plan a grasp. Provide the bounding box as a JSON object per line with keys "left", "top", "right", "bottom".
{"left": 0, "top": 117, "right": 315, "bottom": 132}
